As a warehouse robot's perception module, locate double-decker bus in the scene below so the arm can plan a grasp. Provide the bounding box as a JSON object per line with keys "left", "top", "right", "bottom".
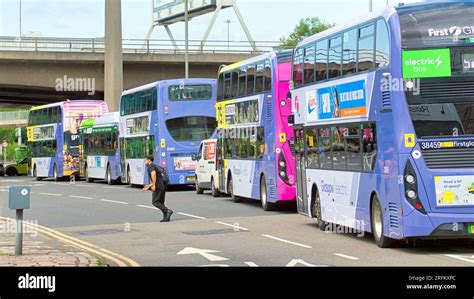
{"left": 291, "top": 1, "right": 474, "bottom": 247}
{"left": 119, "top": 79, "right": 217, "bottom": 187}
{"left": 80, "top": 112, "right": 121, "bottom": 185}
{"left": 216, "top": 50, "right": 296, "bottom": 211}
{"left": 28, "top": 101, "right": 109, "bottom": 181}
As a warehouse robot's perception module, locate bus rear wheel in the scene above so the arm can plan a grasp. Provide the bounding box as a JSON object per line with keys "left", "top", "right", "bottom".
{"left": 6, "top": 167, "right": 17, "bottom": 177}
{"left": 371, "top": 195, "right": 396, "bottom": 248}
{"left": 211, "top": 177, "right": 220, "bottom": 198}
{"left": 228, "top": 175, "right": 241, "bottom": 203}
{"left": 195, "top": 176, "right": 204, "bottom": 194}
{"left": 260, "top": 175, "right": 275, "bottom": 211}
{"left": 311, "top": 188, "right": 327, "bottom": 231}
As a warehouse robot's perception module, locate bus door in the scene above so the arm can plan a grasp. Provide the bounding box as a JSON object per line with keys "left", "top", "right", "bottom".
{"left": 217, "top": 133, "right": 226, "bottom": 193}
{"left": 295, "top": 127, "right": 308, "bottom": 215}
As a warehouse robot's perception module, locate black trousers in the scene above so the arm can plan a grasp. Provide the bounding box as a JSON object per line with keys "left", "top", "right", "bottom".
{"left": 152, "top": 188, "right": 169, "bottom": 215}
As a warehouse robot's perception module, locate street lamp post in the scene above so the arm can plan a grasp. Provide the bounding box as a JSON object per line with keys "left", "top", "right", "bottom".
{"left": 369, "top": 0, "right": 373, "bottom": 12}
{"left": 224, "top": 19, "right": 231, "bottom": 52}
{"left": 184, "top": 0, "right": 189, "bottom": 79}
{"left": 19, "top": 0, "right": 22, "bottom": 38}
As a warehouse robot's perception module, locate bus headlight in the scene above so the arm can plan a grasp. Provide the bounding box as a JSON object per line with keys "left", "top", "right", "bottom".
{"left": 279, "top": 160, "right": 286, "bottom": 168}
{"left": 406, "top": 189, "right": 417, "bottom": 200}
{"left": 405, "top": 174, "right": 416, "bottom": 184}
{"left": 278, "top": 153, "right": 290, "bottom": 185}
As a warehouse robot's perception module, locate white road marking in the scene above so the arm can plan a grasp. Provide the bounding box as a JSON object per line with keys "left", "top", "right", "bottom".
{"left": 104, "top": 186, "right": 127, "bottom": 190}
{"left": 244, "top": 262, "right": 259, "bottom": 267}
{"left": 178, "top": 212, "right": 206, "bottom": 220}
{"left": 100, "top": 199, "right": 128, "bottom": 205}
{"left": 75, "top": 184, "right": 97, "bottom": 188}
{"left": 334, "top": 253, "right": 359, "bottom": 261}
{"left": 444, "top": 254, "right": 474, "bottom": 264}
{"left": 39, "top": 193, "right": 62, "bottom": 197}
{"left": 69, "top": 195, "right": 93, "bottom": 200}
{"left": 136, "top": 205, "right": 156, "bottom": 210}
{"left": 286, "top": 259, "right": 317, "bottom": 267}
{"left": 33, "top": 184, "right": 45, "bottom": 187}
{"left": 215, "top": 221, "right": 249, "bottom": 231}
{"left": 261, "top": 234, "right": 312, "bottom": 249}
{"left": 177, "top": 247, "right": 229, "bottom": 262}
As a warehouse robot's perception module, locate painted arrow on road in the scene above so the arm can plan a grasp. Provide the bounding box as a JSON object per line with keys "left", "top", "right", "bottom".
{"left": 177, "top": 247, "right": 229, "bottom": 262}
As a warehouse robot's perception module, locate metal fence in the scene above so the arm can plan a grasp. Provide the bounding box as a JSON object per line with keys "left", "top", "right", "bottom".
{"left": 0, "top": 111, "right": 29, "bottom": 127}
{"left": 0, "top": 36, "right": 281, "bottom": 55}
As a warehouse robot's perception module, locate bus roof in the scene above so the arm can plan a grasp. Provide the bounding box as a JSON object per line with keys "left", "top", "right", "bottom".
{"left": 219, "top": 49, "right": 293, "bottom": 74}
{"left": 80, "top": 112, "right": 120, "bottom": 129}
{"left": 121, "top": 78, "right": 217, "bottom": 97}
{"left": 30, "top": 100, "right": 106, "bottom": 111}
{"left": 295, "top": 6, "right": 395, "bottom": 49}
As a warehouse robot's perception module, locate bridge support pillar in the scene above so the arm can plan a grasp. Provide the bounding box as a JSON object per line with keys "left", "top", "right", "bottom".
{"left": 104, "top": 0, "right": 123, "bottom": 112}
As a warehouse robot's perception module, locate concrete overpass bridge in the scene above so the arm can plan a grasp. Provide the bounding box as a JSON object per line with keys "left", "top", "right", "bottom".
{"left": 0, "top": 36, "right": 279, "bottom": 109}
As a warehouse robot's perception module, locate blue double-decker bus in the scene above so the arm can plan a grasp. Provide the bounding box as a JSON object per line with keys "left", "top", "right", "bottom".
{"left": 291, "top": 1, "right": 474, "bottom": 247}
{"left": 119, "top": 79, "right": 217, "bottom": 187}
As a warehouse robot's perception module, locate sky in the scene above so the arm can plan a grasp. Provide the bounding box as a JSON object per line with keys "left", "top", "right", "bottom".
{"left": 0, "top": 0, "right": 422, "bottom": 42}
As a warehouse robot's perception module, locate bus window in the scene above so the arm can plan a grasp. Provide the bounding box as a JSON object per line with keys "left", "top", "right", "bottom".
{"left": 293, "top": 48, "right": 304, "bottom": 87}
{"left": 328, "top": 36, "right": 342, "bottom": 79}
{"left": 217, "top": 74, "right": 224, "bottom": 101}
{"left": 246, "top": 65, "right": 256, "bottom": 95}
{"left": 362, "top": 123, "right": 377, "bottom": 171}
{"left": 264, "top": 60, "right": 272, "bottom": 92}
{"left": 375, "top": 19, "right": 390, "bottom": 68}
{"left": 318, "top": 127, "right": 332, "bottom": 169}
{"left": 343, "top": 29, "right": 358, "bottom": 76}
{"left": 238, "top": 67, "right": 247, "bottom": 97}
{"left": 304, "top": 45, "right": 316, "bottom": 84}
{"left": 231, "top": 69, "right": 239, "bottom": 98}
{"left": 316, "top": 40, "right": 328, "bottom": 81}
{"left": 358, "top": 23, "right": 375, "bottom": 72}
{"left": 346, "top": 126, "right": 362, "bottom": 171}
{"left": 306, "top": 128, "right": 319, "bottom": 168}
{"left": 224, "top": 72, "right": 232, "bottom": 99}
{"left": 256, "top": 62, "right": 264, "bottom": 93}
{"left": 332, "top": 126, "right": 346, "bottom": 170}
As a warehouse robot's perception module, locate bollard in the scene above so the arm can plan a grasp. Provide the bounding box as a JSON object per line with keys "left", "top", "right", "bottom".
{"left": 8, "top": 186, "right": 31, "bottom": 256}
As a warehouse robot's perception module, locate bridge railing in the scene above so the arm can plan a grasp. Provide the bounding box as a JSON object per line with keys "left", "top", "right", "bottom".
{"left": 0, "top": 111, "right": 29, "bottom": 127}
{"left": 0, "top": 36, "right": 281, "bottom": 55}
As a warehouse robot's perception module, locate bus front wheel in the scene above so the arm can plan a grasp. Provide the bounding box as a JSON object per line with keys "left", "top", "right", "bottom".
{"left": 85, "top": 165, "right": 93, "bottom": 183}
{"left": 33, "top": 166, "right": 42, "bottom": 181}
{"left": 260, "top": 175, "right": 275, "bottom": 211}
{"left": 127, "top": 167, "right": 133, "bottom": 188}
{"left": 53, "top": 165, "right": 61, "bottom": 182}
{"left": 371, "top": 195, "right": 396, "bottom": 248}
{"left": 106, "top": 164, "right": 114, "bottom": 185}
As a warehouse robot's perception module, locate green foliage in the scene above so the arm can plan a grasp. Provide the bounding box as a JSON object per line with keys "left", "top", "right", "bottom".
{"left": 280, "top": 17, "right": 334, "bottom": 49}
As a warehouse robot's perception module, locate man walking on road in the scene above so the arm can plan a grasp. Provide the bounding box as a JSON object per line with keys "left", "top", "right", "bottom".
{"left": 144, "top": 156, "right": 173, "bottom": 222}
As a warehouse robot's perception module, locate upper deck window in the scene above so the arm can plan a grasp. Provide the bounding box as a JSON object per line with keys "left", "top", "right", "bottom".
{"left": 169, "top": 84, "right": 213, "bottom": 101}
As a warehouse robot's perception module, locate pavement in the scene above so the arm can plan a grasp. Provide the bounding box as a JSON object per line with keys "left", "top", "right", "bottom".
{"left": 2, "top": 176, "right": 474, "bottom": 267}
{"left": 0, "top": 218, "right": 101, "bottom": 267}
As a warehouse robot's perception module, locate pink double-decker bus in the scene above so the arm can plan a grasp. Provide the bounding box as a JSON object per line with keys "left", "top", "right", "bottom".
{"left": 215, "top": 50, "right": 296, "bottom": 211}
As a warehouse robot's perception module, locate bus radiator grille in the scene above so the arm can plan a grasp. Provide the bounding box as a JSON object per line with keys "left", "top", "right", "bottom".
{"left": 421, "top": 148, "right": 474, "bottom": 169}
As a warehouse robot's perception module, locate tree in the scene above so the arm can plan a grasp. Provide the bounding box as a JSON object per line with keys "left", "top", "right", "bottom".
{"left": 280, "top": 17, "right": 334, "bottom": 49}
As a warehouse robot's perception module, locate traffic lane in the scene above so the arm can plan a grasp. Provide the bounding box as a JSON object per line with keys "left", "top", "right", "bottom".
{"left": 57, "top": 218, "right": 333, "bottom": 267}
{"left": 1, "top": 177, "right": 286, "bottom": 220}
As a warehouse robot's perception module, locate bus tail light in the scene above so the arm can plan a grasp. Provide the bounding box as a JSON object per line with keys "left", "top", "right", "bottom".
{"left": 278, "top": 153, "right": 289, "bottom": 184}
{"left": 404, "top": 161, "right": 426, "bottom": 214}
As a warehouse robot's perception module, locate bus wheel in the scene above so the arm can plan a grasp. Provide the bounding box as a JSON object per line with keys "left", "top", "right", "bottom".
{"left": 127, "top": 167, "right": 133, "bottom": 188}
{"left": 260, "top": 175, "right": 275, "bottom": 211}
{"left": 107, "top": 164, "right": 114, "bottom": 185}
{"left": 311, "top": 188, "right": 327, "bottom": 231}
{"left": 85, "top": 165, "right": 93, "bottom": 183}
{"left": 33, "top": 166, "right": 42, "bottom": 181}
{"left": 53, "top": 165, "right": 61, "bottom": 182}
{"left": 211, "top": 177, "right": 220, "bottom": 198}
{"left": 195, "top": 176, "right": 204, "bottom": 194}
{"left": 371, "top": 195, "right": 396, "bottom": 248}
{"left": 228, "top": 175, "right": 241, "bottom": 203}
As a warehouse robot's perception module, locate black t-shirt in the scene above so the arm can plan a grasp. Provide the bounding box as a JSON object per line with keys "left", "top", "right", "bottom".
{"left": 147, "top": 163, "right": 165, "bottom": 190}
